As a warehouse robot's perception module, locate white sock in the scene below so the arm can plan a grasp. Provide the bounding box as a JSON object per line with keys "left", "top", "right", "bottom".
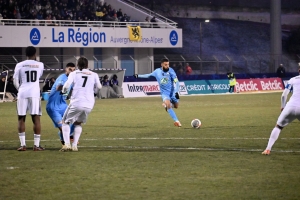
{"left": 62, "top": 123, "right": 71, "bottom": 145}
{"left": 34, "top": 134, "right": 41, "bottom": 147}
{"left": 266, "top": 127, "right": 281, "bottom": 151}
{"left": 18, "top": 132, "right": 26, "bottom": 146}
{"left": 72, "top": 125, "right": 82, "bottom": 147}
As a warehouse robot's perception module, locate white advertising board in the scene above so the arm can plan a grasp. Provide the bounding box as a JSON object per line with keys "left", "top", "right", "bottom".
{"left": 0, "top": 26, "right": 182, "bottom": 48}
{"left": 122, "top": 81, "right": 188, "bottom": 98}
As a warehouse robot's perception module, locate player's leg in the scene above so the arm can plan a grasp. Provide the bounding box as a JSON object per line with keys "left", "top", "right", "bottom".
{"left": 171, "top": 96, "right": 181, "bottom": 127}
{"left": 71, "top": 122, "right": 82, "bottom": 152}
{"left": 173, "top": 102, "right": 179, "bottom": 109}
{"left": 47, "top": 107, "right": 65, "bottom": 145}
{"left": 17, "top": 115, "right": 27, "bottom": 151}
{"left": 61, "top": 105, "right": 79, "bottom": 151}
{"left": 31, "top": 115, "right": 44, "bottom": 151}
{"left": 29, "top": 97, "right": 44, "bottom": 151}
{"left": 71, "top": 108, "right": 92, "bottom": 151}
{"left": 162, "top": 96, "right": 181, "bottom": 127}
{"left": 262, "top": 106, "right": 296, "bottom": 155}
{"left": 16, "top": 98, "right": 28, "bottom": 151}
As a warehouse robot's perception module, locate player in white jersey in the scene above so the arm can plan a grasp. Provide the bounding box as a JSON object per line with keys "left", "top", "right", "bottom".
{"left": 60, "top": 57, "right": 102, "bottom": 152}
{"left": 262, "top": 64, "right": 300, "bottom": 155}
{"left": 13, "top": 46, "right": 45, "bottom": 151}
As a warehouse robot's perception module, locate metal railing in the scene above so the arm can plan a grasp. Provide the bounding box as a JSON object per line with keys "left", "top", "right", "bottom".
{"left": 0, "top": 19, "right": 177, "bottom": 28}
{"left": 120, "top": 0, "right": 178, "bottom": 25}
{"left": 1, "top": 54, "right": 299, "bottom": 75}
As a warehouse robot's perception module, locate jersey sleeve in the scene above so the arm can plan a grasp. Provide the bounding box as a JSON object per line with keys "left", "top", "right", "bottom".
{"left": 39, "top": 63, "right": 44, "bottom": 78}
{"left": 138, "top": 71, "right": 156, "bottom": 78}
{"left": 281, "top": 78, "right": 293, "bottom": 108}
{"left": 170, "top": 69, "right": 178, "bottom": 82}
{"left": 13, "top": 64, "right": 21, "bottom": 80}
{"left": 62, "top": 72, "right": 74, "bottom": 93}
{"left": 94, "top": 73, "right": 102, "bottom": 90}
{"left": 285, "top": 78, "right": 293, "bottom": 92}
{"left": 170, "top": 69, "right": 180, "bottom": 93}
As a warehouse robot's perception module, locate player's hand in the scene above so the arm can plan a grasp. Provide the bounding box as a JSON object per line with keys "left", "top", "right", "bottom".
{"left": 60, "top": 91, "right": 67, "bottom": 96}
{"left": 175, "top": 92, "right": 180, "bottom": 99}
{"left": 133, "top": 74, "right": 138, "bottom": 78}
{"left": 56, "top": 85, "right": 63, "bottom": 91}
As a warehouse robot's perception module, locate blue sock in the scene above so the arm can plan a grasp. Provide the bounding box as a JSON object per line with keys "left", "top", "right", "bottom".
{"left": 58, "top": 131, "right": 64, "bottom": 141}
{"left": 70, "top": 124, "right": 75, "bottom": 136}
{"left": 167, "top": 108, "right": 178, "bottom": 122}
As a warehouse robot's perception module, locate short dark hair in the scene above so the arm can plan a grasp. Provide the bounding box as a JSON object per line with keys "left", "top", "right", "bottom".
{"left": 26, "top": 46, "right": 36, "bottom": 57}
{"left": 77, "top": 57, "right": 88, "bottom": 70}
{"left": 66, "top": 62, "right": 75, "bottom": 68}
{"left": 161, "top": 58, "right": 169, "bottom": 63}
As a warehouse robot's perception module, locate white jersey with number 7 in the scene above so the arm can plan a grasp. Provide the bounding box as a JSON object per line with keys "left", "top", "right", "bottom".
{"left": 63, "top": 69, "right": 102, "bottom": 109}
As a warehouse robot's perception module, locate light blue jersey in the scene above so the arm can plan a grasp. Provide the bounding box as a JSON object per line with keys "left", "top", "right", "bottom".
{"left": 139, "top": 67, "right": 180, "bottom": 103}
{"left": 137, "top": 67, "right": 181, "bottom": 123}
{"left": 46, "top": 74, "right": 69, "bottom": 128}
{"left": 46, "top": 74, "right": 68, "bottom": 111}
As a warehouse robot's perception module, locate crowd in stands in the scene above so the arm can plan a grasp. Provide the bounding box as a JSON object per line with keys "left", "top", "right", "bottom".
{"left": 0, "top": 0, "right": 159, "bottom": 27}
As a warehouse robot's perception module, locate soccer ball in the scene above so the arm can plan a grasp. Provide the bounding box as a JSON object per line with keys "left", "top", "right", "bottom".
{"left": 191, "top": 119, "right": 201, "bottom": 129}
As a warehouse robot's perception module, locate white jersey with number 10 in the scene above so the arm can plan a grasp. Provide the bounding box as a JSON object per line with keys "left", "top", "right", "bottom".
{"left": 66, "top": 69, "right": 101, "bottom": 109}
{"left": 13, "top": 60, "right": 44, "bottom": 99}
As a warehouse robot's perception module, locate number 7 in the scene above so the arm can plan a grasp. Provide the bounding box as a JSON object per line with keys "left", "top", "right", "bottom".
{"left": 82, "top": 76, "right": 88, "bottom": 87}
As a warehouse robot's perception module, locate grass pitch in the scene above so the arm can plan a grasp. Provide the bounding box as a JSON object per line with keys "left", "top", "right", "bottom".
{"left": 0, "top": 93, "right": 299, "bottom": 200}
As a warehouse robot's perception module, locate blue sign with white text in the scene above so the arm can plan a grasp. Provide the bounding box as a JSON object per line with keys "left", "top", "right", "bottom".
{"left": 30, "top": 28, "right": 41, "bottom": 45}
{"left": 169, "top": 30, "right": 178, "bottom": 46}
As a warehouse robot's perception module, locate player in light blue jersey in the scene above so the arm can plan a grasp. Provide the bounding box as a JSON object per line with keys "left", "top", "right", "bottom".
{"left": 46, "top": 63, "right": 76, "bottom": 146}
{"left": 134, "top": 58, "right": 182, "bottom": 127}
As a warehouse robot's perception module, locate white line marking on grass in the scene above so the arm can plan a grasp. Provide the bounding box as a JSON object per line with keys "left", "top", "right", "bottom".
{"left": 77, "top": 145, "right": 300, "bottom": 153}
{"left": 1, "top": 137, "right": 300, "bottom": 143}
{"left": 6, "top": 167, "right": 19, "bottom": 170}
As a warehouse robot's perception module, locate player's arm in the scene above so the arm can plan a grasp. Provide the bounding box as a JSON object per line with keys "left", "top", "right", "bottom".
{"left": 39, "top": 63, "right": 44, "bottom": 78}
{"left": 174, "top": 77, "right": 180, "bottom": 93}
{"left": 13, "top": 65, "right": 20, "bottom": 90}
{"left": 281, "top": 82, "right": 292, "bottom": 110}
{"left": 94, "top": 74, "right": 102, "bottom": 94}
{"left": 54, "top": 76, "right": 64, "bottom": 91}
{"left": 171, "top": 69, "right": 180, "bottom": 99}
{"left": 62, "top": 73, "right": 74, "bottom": 94}
{"left": 134, "top": 71, "right": 155, "bottom": 79}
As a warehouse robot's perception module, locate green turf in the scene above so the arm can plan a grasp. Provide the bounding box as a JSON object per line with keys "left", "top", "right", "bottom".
{"left": 0, "top": 93, "right": 299, "bottom": 200}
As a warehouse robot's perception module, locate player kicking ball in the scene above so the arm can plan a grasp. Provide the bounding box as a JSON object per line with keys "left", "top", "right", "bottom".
{"left": 134, "top": 58, "right": 182, "bottom": 127}
{"left": 60, "top": 57, "right": 102, "bottom": 152}
{"left": 46, "top": 63, "right": 76, "bottom": 148}
{"left": 262, "top": 64, "right": 300, "bottom": 155}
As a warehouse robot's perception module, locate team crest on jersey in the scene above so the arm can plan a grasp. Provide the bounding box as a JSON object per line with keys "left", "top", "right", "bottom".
{"left": 160, "top": 77, "right": 168, "bottom": 84}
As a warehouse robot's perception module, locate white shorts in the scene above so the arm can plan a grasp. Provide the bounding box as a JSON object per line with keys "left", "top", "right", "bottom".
{"left": 17, "top": 97, "right": 42, "bottom": 116}
{"left": 62, "top": 105, "right": 92, "bottom": 124}
{"left": 277, "top": 106, "right": 300, "bottom": 127}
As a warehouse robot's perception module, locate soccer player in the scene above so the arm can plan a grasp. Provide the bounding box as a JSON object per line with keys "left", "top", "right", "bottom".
{"left": 46, "top": 63, "right": 76, "bottom": 147}
{"left": 60, "top": 57, "right": 102, "bottom": 151}
{"left": 262, "top": 64, "right": 300, "bottom": 155}
{"left": 13, "top": 46, "right": 44, "bottom": 151}
{"left": 134, "top": 58, "right": 182, "bottom": 127}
